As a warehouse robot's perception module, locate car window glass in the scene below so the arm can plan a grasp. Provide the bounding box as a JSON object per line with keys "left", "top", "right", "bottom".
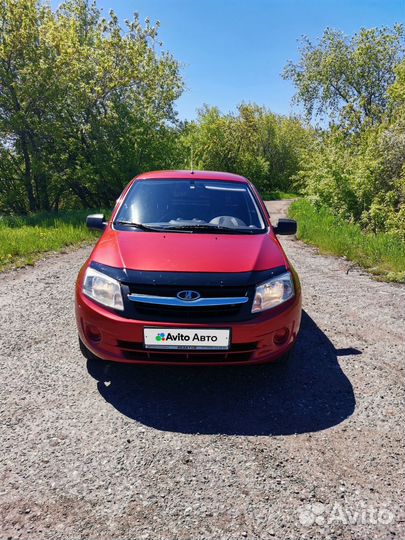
{"left": 116, "top": 179, "right": 265, "bottom": 231}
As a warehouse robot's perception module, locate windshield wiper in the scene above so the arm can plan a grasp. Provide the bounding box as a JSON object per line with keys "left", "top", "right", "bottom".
{"left": 162, "top": 224, "right": 254, "bottom": 234}
{"left": 115, "top": 221, "right": 257, "bottom": 234}
{"left": 114, "top": 220, "right": 167, "bottom": 232}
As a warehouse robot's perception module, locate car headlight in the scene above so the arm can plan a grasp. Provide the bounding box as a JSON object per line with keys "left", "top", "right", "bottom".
{"left": 252, "top": 271, "right": 295, "bottom": 313}
{"left": 82, "top": 267, "right": 124, "bottom": 310}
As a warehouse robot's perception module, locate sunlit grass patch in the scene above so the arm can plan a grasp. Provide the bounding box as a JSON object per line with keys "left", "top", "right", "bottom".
{"left": 0, "top": 210, "right": 102, "bottom": 271}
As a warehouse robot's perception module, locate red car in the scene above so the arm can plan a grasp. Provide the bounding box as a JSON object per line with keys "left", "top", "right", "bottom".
{"left": 76, "top": 170, "right": 301, "bottom": 366}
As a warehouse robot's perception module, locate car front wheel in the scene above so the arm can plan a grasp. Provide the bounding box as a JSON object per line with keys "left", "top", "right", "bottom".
{"left": 79, "top": 337, "right": 111, "bottom": 381}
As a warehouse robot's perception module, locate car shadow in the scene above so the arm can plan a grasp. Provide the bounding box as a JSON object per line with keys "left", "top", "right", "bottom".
{"left": 88, "top": 311, "right": 356, "bottom": 436}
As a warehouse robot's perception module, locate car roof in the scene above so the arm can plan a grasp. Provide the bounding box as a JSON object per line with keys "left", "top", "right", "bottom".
{"left": 135, "top": 170, "right": 249, "bottom": 183}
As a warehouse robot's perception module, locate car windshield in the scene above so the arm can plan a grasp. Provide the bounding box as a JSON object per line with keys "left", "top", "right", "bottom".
{"left": 114, "top": 179, "right": 266, "bottom": 234}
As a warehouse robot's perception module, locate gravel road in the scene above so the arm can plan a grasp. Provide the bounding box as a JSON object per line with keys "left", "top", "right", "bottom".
{"left": 1, "top": 200, "right": 404, "bottom": 540}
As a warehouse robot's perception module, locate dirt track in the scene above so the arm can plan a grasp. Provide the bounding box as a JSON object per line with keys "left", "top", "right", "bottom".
{"left": 0, "top": 200, "right": 404, "bottom": 539}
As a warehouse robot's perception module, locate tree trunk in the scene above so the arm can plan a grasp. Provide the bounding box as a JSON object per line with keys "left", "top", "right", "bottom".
{"left": 70, "top": 181, "right": 98, "bottom": 208}
{"left": 20, "top": 132, "right": 36, "bottom": 212}
{"left": 29, "top": 135, "right": 50, "bottom": 211}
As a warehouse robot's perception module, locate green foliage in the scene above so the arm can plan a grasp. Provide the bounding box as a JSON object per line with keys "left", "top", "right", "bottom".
{"left": 283, "top": 25, "right": 404, "bottom": 130}
{"left": 291, "top": 114, "right": 405, "bottom": 238}
{"left": 0, "top": 210, "right": 100, "bottom": 269}
{"left": 389, "top": 59, "right": 405, "bottom": 107}
{"left": 179, "top": 104, "right": 313, "bottom": 192}
{"left": 286, "top": 25, "right": 405, "bottom": 243}
{"left": 289, "top": 199, "right": 405, "bottom": 282}
{"left": 262, "top": 191, "right": 299, "bottom": 200}
{"left": 0, "top": 0, "right": 183, "bottom": 213}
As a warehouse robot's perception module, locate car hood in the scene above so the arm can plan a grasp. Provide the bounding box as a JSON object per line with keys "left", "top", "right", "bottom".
{"left": 91, "top": 228, "right": 287, "bottom": 273}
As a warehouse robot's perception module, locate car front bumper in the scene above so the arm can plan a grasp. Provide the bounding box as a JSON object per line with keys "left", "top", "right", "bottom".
{"left": 76, "top": 287, "right": 302, "bottom": 366}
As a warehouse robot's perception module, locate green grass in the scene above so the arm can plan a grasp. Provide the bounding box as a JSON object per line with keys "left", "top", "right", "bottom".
{"left": 289, "top": 199, "right": 405, "bottom": 282}
{"left": 0, "top": 210, "right": 102, "bottom": 271}
{"left": 262, "top": 191, "right": 299, "bottom": 200}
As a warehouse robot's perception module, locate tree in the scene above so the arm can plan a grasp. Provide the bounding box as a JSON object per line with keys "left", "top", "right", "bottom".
{"left": 283, "top": 25, "right": 404, "bottom": 130}
{"left": 289, "top": 35, "right": 405, "bottom": 237}
{"left": 0, "top": 0, "right": 183, "bottom": 213}
{"left": 179, "top": 104, "right": 312, "bottom": 193}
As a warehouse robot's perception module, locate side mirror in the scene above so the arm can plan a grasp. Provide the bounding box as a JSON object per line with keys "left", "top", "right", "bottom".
{"left": 86, "top": 214, "right": 107, "bottom": 231}
{"left": 273, "top": 218, "right": 297, "bottom": 235}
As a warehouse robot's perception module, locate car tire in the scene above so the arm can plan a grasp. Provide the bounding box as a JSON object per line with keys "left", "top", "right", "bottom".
{"left": 272, "top": 346, "right": 294, "bottom": 365}
{"left": 79, "top": 337, "right": 111, "bottom": 381}
{"left": 79, "top": 336, "right": 100, "bottom": 361}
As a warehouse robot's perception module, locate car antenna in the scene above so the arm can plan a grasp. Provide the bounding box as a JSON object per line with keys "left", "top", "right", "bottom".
{"left": 190, "top": 145, "right": 194, "bottom": 174}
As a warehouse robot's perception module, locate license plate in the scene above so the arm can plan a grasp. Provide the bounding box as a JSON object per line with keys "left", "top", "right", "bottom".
{"left": 144, "top": 328, "right": 230, "bottom": 350}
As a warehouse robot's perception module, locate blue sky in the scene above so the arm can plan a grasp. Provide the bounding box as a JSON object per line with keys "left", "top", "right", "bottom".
{"left": 56, "top": 0, "right": 404, "bottom": 120}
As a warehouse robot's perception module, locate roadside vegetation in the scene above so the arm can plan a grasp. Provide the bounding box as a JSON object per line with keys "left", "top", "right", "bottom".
{"left": 283, "top": 25, "right": 405, "bottom": 282}
{"left": 262, "top": 192, "right": 298, "bottom": 200}
{"left": 0, "top": 211, "right": 100, "bottom": 270}
{"left": 0, "top": 0, "right": 404, "bottom": 279}
{"left": 284, "top": 25, "right": 405, "bottom": 240}
{"left": 289, "top": 200, "right": 405, "bottom": 282}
